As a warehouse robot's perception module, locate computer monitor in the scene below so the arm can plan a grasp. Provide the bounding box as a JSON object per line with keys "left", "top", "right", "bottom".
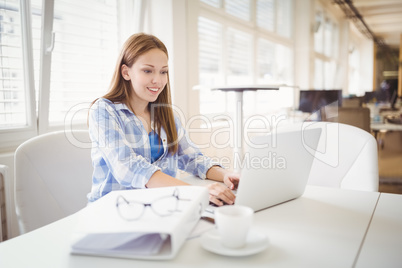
{"left": 298, "top": 89, "right": 342, "bottom": 113}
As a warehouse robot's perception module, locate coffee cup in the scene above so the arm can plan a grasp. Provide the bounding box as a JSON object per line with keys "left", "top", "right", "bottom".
{"left": 214, "top": 205, "right": 254, "bottom": 248}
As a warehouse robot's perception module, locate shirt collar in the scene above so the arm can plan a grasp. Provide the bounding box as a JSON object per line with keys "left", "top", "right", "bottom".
{"left": 113, "top": 102, "right": 131, "bottom": 112}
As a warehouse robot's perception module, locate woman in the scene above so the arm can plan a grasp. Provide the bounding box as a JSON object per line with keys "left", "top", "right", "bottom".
{"left": 87, "top": 33, "right": 239, "bottom": 206}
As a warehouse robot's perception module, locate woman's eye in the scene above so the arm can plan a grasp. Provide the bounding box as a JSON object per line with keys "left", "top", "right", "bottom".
{"left": 144, "top": 70, "right": 152, "bottom": 73}
{"left": 161, "top": 71, "right": 168, "bottom": 75}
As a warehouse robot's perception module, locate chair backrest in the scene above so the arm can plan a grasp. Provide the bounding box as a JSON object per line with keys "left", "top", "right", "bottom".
{"left": 321, "top": 106, "right": 371, "bottom": 133}
{"left": 14, "top": 130, "right": 93, "bottom": 234}
{"left": 342, "top": 97, "right": 363, "bottom": 108}
{"left": 305, "top": 122, "right": 379, "bottom": 192}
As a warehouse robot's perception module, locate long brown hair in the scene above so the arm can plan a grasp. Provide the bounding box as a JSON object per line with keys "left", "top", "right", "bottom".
{"left": 94, "top": 33, "right": 178, "bottom": 154}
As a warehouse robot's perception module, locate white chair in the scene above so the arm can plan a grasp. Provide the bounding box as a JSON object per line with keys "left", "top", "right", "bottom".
{"left": 304, "top": 122, "right": 379, "bottom": 192}
{"left": 14, "top": 130, "right": 93, "bottom": 234}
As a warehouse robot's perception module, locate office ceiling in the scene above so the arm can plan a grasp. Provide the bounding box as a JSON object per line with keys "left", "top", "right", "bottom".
{"left": 352, "top": 0, "right": 402, "bottom": 48}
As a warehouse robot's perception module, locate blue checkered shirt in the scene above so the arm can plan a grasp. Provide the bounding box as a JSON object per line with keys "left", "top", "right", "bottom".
{"left": 87, "top": 98, "right": 216, "bottom": 202}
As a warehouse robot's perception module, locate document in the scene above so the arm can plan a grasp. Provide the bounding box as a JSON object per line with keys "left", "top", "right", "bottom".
{"left": 70, "top": 186, "right": 209, "bottom": 260}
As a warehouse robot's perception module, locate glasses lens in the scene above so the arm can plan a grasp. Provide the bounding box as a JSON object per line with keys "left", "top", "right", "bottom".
{"left": 117, "top": 200, "right": 144, "bottom": 220}
{"left": 152, "top": 196, "right": 178, "bottom": 216}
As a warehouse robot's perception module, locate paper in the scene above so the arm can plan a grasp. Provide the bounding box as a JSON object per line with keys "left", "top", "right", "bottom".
{"left": 72, "top": 233, "right": 168, "bottom": 255}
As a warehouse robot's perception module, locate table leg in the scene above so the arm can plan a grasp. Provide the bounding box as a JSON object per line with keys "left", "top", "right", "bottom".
{"left": 233, "top": 91, "right": 243, "bottom": 171}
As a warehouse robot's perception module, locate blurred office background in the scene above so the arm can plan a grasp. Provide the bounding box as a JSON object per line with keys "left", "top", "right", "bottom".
{"left": 1, "top": 0, "right": 402, "bottom": 240}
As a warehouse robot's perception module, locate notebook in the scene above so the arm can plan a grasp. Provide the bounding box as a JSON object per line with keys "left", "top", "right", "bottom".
{"left": 233, "top": 126, "right": 322, "bottom": 212}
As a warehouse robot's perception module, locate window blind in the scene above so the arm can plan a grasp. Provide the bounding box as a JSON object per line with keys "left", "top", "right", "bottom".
{"left": 197, "top": 0, "right": 294, "bottom": 115}
{"left": 226, "top": 27, "right": 252, "bottom": 85}
{"left": 257, "top": 38, "right": 275, "bottom": 83}
{"left": 48, "top": 0, "right": 118, "bottom": 125}
{"left": 224, "top": 0, "right": 250, "bottom": 21}
{"left": 257, "top": 0, "right": 275, "bottom": 32}
{"left": 200, "top": 0, "right": 221, "bottom": 8}
{"left": 198, "top": 16, "right": 226, "bottom": 114}
{"left": 276, "top": 0, "right": 292, "bottom": 38}
{"left": 0, "top": 0, "right": 26, "bottom": 127}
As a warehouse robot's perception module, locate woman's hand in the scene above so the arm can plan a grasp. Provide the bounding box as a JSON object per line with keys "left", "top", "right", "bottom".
{"left": 206, "top": 182, "right": 236, "bottom": 206}
{"left": 205, "top": 166, "right": 240, "bottom": 206}
{"left": 223, "top": 172, "right": 240, "bottom": 190}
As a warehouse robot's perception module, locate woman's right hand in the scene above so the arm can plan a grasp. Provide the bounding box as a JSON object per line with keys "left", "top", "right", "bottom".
{"left": 206, "top": 182, "right": 236, "bottom": 206}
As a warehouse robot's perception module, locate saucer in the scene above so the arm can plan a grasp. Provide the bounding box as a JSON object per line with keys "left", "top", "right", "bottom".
{"left": 200, "top": 229, "right": 269, "bottom": 257}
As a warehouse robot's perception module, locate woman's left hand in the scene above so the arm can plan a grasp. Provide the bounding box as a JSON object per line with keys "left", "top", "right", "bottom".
{"left": 223, "top": 172, "right": 240, "bottom": 190}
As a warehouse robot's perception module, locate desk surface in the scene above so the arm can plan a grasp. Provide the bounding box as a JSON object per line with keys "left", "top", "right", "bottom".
{"left": 2, "top": 185, "right": 394, "bottom": 268}
{"left": 355, "top": 193, "right": 402, "bottom": 268}
{"left": 370, "top": 121, "right": 402, "bottom": 131}
{"left": 211, "top": 84, "right": 294, "bottom": 92}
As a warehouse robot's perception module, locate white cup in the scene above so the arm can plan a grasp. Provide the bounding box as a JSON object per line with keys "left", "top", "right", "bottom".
{"left": 215, "top": 205, "right": 254, "bottom": 249}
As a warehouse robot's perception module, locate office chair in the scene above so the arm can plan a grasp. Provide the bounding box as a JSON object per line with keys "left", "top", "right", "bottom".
{"left": 14, "top": 130, "right": 93, "bottom": 234}
{"left": 320, "top": 106, "right": 371, "bottom": 133}
{"left": 305, "top": 122, "right": 379, "bottom": 191}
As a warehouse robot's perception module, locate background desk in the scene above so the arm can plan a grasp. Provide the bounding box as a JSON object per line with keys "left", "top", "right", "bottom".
{"left": 2, "top": 185, "right": 396, "bottom": 268}
{"left": 212, "top": 85, "right": 286, "bottom": 157}
{"left": 370, "top": 122, "right": 402, "bottom": 149}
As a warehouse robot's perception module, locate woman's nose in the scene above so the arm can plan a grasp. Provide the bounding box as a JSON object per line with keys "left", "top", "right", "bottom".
{"left": 151, "top": 74, "right": 160, "bottom": 84}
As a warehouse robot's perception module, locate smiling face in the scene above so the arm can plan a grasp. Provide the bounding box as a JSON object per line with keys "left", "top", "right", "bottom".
{"left": 121, "top": 48, "right": 168, "bottom": 107}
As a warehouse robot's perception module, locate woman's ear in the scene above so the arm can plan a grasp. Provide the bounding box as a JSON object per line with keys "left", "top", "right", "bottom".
{"left": 121, "top": 64, "right": 131, "bottom": 81}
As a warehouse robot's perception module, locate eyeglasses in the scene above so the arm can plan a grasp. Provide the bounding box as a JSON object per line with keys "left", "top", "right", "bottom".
{"left": 116, "top": 188, "right": 191, "bottom": 221}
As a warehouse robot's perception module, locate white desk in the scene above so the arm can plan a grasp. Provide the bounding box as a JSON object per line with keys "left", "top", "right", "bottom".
{"left": 1, "top": 186, "right": 393, "bottom": 268}
{"left": 355, "top": 193, "right": 402, "bottom": 268}
{"left": 370, "top": 122, "right": 402, "bottom": 132}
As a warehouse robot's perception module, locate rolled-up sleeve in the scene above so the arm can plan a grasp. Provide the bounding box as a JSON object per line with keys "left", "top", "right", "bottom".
{"left": 175, "top": 118, "right": 219, "bottom": 179}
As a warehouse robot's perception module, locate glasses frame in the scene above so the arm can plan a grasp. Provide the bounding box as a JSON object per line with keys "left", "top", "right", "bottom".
{"left": 116, "top": 188, "right": 192, "bottom": 221}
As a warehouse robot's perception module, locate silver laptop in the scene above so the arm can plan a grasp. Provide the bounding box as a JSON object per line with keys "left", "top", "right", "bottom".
{"left": 233, "top": 127, "right": 322, "bottom": 212}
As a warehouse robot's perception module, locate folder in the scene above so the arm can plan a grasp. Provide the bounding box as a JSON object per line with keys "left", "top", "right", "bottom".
{"left": 70, "top": 186, "right": 209, "bottom": 260}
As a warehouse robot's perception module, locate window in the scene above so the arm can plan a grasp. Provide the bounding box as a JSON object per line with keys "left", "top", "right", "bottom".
{"left": 0, "top": 0, "right": 34, "bottom": 128}
{"left": 197, "top": 0, "right": 294, "bottom": 115}
{"left": 0, "top": 0, "right": 129, "bottom": 148}
{"left": 348, "top": 44, "right": 360, "bottom": 96}
{"left": 257, "top": 0, "right": 292, "bottom": 38}
{"left": 225, "top": 0, "right": 250, "bottom": 21}
{"left": 313, "top": 5, "right": 339, "bottom": 89}
{"left": 47, "top": 0, "right": 118, "bottom": 126}
{"left": 198, "top": 16, "right": 225, "bottom": 114}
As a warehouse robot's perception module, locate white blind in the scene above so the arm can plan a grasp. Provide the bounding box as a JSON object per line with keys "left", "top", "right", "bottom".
{"left": 257, "top": 0, "right": 275, "bottom": 32}
{"left": 0, "top": 0, "right": 26, "bottom": 127}
{"left": 200, "top": 0, "right": 221, "bottom": 8}
{"left": 257, "top": 0, "right": 292, "bottom": 38}
{"left": 276, "top": 0, "right": 292, "bottom": 38}
{"left": 324, "top": 18, "right": 333, "bottom": 57}
{"left": 313, "top": 6, "right": 339, "bottom": 90}
{"left": 314, "top": 10, "right": 324, "bottom": 54}
{"left": 197, "top": 0, "right": 294, "bottom": 115}
{"left": 225, "top": 0, "right": 250, "bottom": 21}
{"left": 198, "top": 16, "right": 225, "bottom": 114}
{"left": 226, "top": 27, "right": 252, "bottom": 85}
{"left": 48, "top": 0, "right": 118, "bottom": 124}
{"left": 257, "top": 38, "right": 275, "bottom": 83}
{"left": 244, "top": 38, "right": 294, "bottom": 116}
